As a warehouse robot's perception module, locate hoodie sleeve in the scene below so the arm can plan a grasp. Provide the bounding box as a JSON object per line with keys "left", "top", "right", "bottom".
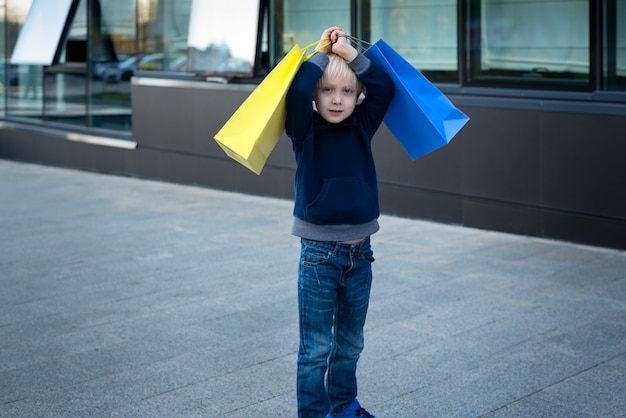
{"left": 349, "top": 53, "right": 395, "bottom": 140}
{"left": 285, "top": 53, "right": 328, "bottom": 143}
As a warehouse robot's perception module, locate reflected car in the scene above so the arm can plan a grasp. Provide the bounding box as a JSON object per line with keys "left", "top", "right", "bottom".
{"left": 94, "top": 55, "right": 129, "bottom": 79}
{"left": 103, "top": 54, "right": 165, "bottom": 82}
{"left": 103, "top": 56, "right": 138, "bottom": 82}
{"left": 168, "top": 56, "right": 187, "bottom": 72}
{"left": 137, "top": 54, "right": 164, "bottom": 71}
{"left": 0, "top": 60, "right": 25, "bottom": 87}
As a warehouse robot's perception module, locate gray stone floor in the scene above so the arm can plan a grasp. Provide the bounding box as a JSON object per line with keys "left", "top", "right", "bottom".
{"left": 1, "top": 159, "right": 625, "bottom": 418}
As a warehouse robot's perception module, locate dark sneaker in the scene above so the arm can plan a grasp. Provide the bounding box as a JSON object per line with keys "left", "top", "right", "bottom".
{"left": 327, "top": 399, "right": 377, "bottom": 418}
{"left": 354, "top": 406, "right": 376, "bottom": 418}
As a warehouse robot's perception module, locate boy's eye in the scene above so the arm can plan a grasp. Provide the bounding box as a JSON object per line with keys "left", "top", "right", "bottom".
{"left": 343, "top": 88, "right": 354, "bottom": 94}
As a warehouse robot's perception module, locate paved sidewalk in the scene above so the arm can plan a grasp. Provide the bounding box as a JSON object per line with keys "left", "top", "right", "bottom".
{"left": 1, "top": 159, "right": 625, "bottom": 418}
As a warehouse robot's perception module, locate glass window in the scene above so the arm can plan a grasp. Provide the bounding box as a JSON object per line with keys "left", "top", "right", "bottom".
{"left": 5, "top": 0, "right": 39, "bottom": 120}
{"left": 43, "top": 0, "right": 87, "bottom": 127}
{"left": 277, "top": 0, "right": 350, "bottom": 56}
{"left": 187, "top": 0, "right": 260, "bottom": 76}
{"left": 604, "top": 0, "right": 626, "bottom": 91}
{"left": 0, "top": 0, "right": 6, "bottom": 117}
{"left": 369, "top": 0, "right": 458, "bottom": 83}
{"left": 467, "top": 0, "right": 590, "bottom": 89}
{"left": 4, "top": 0, "right": 136, "bottom": 132}
{"left": 88, "top": 0, "right": 136, "bottom": 131}
{"left": 10, "top": 0, "right": 74, "bottom": 66}
{"left": 137, "top": 0, "right": 192, "bottom": 75}
{"left": 135, "top": 0, "right": 348, "bottom": 78}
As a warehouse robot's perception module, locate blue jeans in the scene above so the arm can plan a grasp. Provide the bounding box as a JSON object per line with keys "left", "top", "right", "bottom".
{"left": 297, "top": 237, "right": 375, "bottom": 418}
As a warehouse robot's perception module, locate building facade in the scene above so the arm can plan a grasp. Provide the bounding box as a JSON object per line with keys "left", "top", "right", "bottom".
{"left": 1, "top": 0, "right": 625, "bottom": 249}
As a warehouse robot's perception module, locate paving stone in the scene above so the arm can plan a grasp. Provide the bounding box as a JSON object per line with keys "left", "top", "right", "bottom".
{"left": 1, "top": 160, "right": 625, "bottom": 417}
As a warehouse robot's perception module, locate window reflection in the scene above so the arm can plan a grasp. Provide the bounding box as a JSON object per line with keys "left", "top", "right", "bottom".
{"left": 137, "top": 0, "right": 192, "bottom": 74}
{"left": 42, "top": 0, "right": 86, "bottom": 127}
{"left": 3, "top": 0, "right": 136, "bottom": 131}
{"left": 278, "top": 0, "right": 350, "bottom": 56}
{"left": 89, "top": 0, "right": 135, "bottom": 131}
{"left": 187, "top": 0, "right": 259, "bottom": 76}
{"left": 468, "top": 0, "right": 590, "bottom": 88}
{"left": 5, "top": 0, "right": 37, "bottom": 119}
{"left": 1, "top": 0, "right": 626, "bottom": 136}
{"left": 605, "top": 0, "right": 626, "bottom": 91}
{"left": 370, "top": 0, "right": 458, "bottom": 83}
{"left": 10, "top": 0, "right": 74, "bottom": 66}
{"left": 0, "top": 0, "right": 6, "bottom": 116}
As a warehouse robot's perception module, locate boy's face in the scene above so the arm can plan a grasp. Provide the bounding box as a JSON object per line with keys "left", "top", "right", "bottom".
{"left": 314, "top": 77, "right": 358, "bottom": 124}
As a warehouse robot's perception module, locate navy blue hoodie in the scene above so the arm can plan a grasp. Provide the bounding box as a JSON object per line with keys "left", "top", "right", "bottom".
{"left": 285, "top": 52, "right": 394, "bottom": 241}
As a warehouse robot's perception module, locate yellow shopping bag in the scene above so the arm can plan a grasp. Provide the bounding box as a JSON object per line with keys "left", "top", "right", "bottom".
{"left": 214, "top": 41, "right": 325, "bottom": 175}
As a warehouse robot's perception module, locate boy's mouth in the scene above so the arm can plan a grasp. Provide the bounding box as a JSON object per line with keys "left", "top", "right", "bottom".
{"left": 329, "top": 109, "right": 342, "bottom": 116}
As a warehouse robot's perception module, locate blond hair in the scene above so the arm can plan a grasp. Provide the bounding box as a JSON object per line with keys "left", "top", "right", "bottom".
{"left": 316, "top": 53, "right": 364, "bottom": 94}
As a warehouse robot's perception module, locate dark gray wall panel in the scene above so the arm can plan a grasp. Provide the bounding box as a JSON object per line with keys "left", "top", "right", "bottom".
{"left": 457, "top": 107, "right": 542, "bottom": 206}
{"left": 540, "top": 112, "right": 626, "bottom": 220}
{"left": 2, "top": 78, "right": 625, "bottom": 250}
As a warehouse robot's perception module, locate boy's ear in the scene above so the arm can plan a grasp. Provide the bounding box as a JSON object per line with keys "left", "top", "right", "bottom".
{"left": 356, "top": 91, "right": 365, "bottom": 105}
{"left": 356, "top": 84, "right": 366, "bottom": 105}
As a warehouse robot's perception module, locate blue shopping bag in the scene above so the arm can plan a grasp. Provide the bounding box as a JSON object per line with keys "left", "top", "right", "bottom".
{"left": 365, "top": 39, "right": 469, "bottom": 160}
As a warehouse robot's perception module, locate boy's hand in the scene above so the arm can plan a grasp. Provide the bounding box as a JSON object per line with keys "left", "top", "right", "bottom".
{"left": 317, "top": 26, "right": 342, "bottom": 55}
{"left": 318, "top": 27, "right": 359, "bottom": 62}
{"left": 331, "top": 31, "right": 358, "bottom": 62}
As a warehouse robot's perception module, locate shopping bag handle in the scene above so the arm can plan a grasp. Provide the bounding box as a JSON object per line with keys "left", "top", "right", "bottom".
{"left": 337, "top": 34, "right": 371, "bottom": 53}
{"left": 300, "top": 35, "right": 369, "bottom": 61}
{"left": 303, "top": 38, "right": 332, "bottom": 60}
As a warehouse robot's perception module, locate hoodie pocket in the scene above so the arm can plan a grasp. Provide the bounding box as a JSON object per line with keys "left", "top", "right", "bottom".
{"left": 306, "top": 177, "right": 378, "bottom": 225}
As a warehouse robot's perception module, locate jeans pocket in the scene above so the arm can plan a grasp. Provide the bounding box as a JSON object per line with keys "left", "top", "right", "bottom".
{"left": 357, "top": 238, "right": 375, "bottom": 264}
{"left": 299, "top": 241, "right": 333, "bottom": 291}
{"left": 300, "top": 240, "right": 330, "bottom": 267}
{"left": 362, "top": 246, "right": 375, "bottom": 264}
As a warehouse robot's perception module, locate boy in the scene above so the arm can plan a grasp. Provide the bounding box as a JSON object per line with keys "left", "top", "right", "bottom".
{"left": 285, "top": 27, "right": 395, "bottom": 418}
